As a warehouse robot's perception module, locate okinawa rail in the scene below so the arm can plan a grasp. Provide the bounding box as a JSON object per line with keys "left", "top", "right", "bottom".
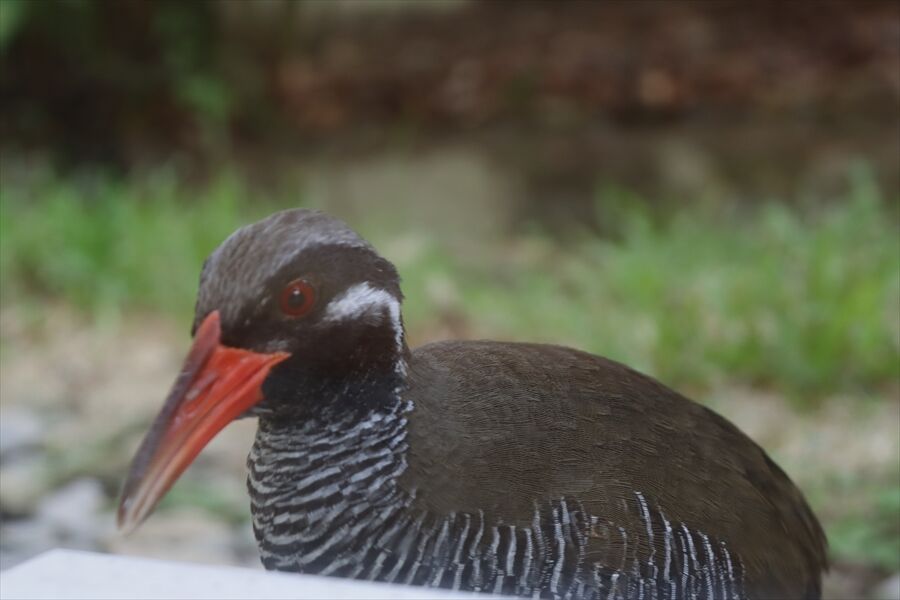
{"left": 118, "top": 209, "right": 827, "bottom": 600}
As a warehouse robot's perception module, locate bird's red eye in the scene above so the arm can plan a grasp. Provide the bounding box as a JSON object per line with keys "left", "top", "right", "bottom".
{"left": 279, "top": 279, "right": 316, "bottom": 317}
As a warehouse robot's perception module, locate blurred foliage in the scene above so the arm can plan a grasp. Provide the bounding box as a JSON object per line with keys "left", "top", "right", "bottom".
{"left": 0, "top": 0, "right": 27, "bottom": 49}
{"left": 1, "top": 0, "right": 897, "bottom": 184}
{"left": 808, "top": 473, "right": 900, "bottom": 573}
{"left": 1, "top": 165, "right": 897, "bottom": 405}
{"left": 0, "top": 168, "right": 271, "bottom": 318}
{"left": 0, "top": 0, "right": 234, "bottom": 164}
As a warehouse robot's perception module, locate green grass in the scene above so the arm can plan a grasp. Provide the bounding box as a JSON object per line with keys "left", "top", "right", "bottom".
{"left": 395, "top": 170, "right": 899, "bottom": 402}
{"left": 801, "top": 461, "right": 900, "bottom": 573}
{"left": 1, "top": 165, "right": 898, "bottom": 402}
{"left": 0, "top": 168, "right": 275, "bottom": 321}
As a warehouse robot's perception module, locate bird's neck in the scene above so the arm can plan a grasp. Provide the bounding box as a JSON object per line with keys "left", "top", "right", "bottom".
{"left": 249, "top": 391, "right": 414, "bottom": 574}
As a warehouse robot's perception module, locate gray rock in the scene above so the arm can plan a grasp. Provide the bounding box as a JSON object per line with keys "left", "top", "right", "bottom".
{"left": 0, "top": 518, "right": 57, "bottom": 569}
{"left": 36, "top": 478, "right": 106, "bottom": 542}
{"left": 873, "top": 574, "right": 900, "bottom": 600}
{"left": 0, "top": 455, "right": 49, "bottom": 516}
{"left": 0, "top": 408, "right": 43, "bottom": 459}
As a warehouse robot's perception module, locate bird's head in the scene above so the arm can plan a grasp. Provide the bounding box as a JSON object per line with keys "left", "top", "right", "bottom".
{"left": 117, "top": 209, "right": 407, "bottom": 532}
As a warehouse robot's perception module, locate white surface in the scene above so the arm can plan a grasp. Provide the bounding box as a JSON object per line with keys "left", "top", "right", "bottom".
{"left": 0, "top": 549, "right": 494, "bottom": 600}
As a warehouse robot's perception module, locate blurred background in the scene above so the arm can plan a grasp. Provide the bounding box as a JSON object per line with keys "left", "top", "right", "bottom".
{"left": 0, "top": 1, "right": 898, "bottom": 597}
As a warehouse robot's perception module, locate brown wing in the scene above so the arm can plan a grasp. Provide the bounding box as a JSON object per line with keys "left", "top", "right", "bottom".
{"left": 400, "top": 340, "right": 827, "bottom": 599}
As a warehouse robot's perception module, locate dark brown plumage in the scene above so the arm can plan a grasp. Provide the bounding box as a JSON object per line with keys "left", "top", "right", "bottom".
{"left": 402, "top": 341, "right": 826, "bottom": 598}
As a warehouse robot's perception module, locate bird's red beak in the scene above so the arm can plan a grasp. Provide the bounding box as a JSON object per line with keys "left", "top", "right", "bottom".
{"left": 117, "top": 310, "right": 289, "bottom": 533}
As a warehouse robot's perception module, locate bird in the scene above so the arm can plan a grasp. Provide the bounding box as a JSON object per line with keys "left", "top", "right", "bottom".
{"left": 118, "top": 208, "right": 827, "bottom": 600}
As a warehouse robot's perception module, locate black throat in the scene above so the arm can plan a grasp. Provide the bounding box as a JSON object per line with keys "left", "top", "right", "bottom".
{"left": 257, "top": 310, "right": 410, "bottom": 420}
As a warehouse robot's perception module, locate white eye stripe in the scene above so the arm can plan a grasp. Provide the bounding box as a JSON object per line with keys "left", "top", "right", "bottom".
{"left": 227, "top": 280, "right": 400, "bottom": 356}
{"left": 324, "top": 282, "right": 407, "bottom": 377}
{"left": 324, "top": 283, "right": 398, "bottom": 323}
